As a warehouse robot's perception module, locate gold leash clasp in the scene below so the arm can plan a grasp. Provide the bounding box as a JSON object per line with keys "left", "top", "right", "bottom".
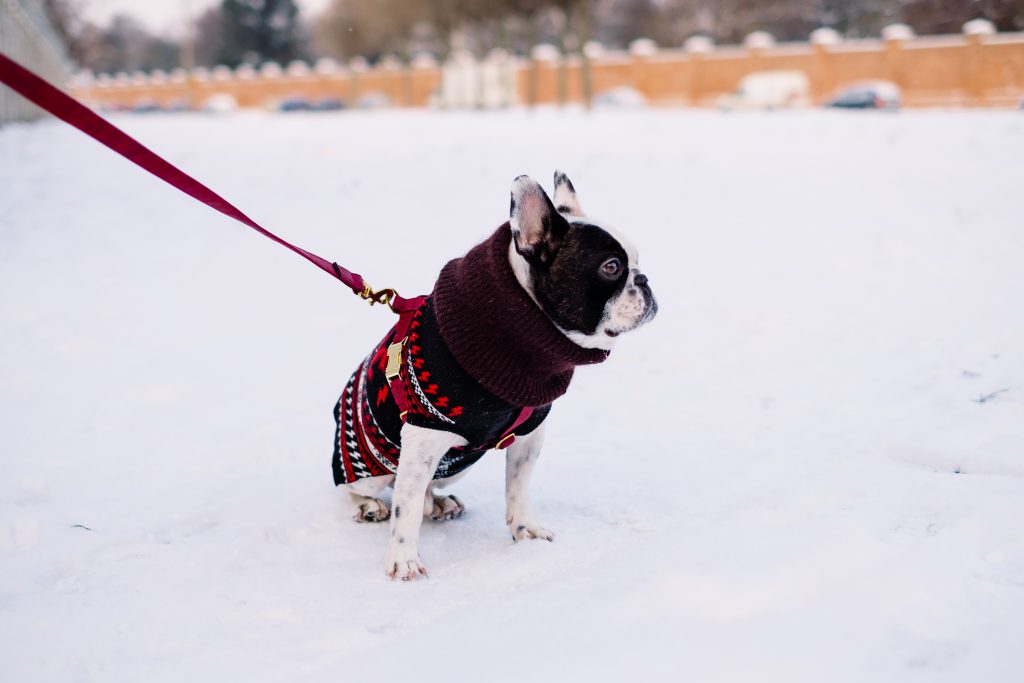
{"left": 358, "top": 282, "right": 398, "bottom": 311}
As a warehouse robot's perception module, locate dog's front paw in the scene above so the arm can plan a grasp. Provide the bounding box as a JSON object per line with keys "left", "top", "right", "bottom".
{"left": 430, "top": 494, "right": 465, "bottom": 521}
{"left": 509, "top": 521, "right": 554, "bottom": 542}
{"left": 384, "top": 548, "right": 429, "bottom": 582}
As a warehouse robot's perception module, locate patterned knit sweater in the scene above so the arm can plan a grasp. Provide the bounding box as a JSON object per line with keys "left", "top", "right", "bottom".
{"left": 332, "top": 224, "right": 609, "bottom": 485}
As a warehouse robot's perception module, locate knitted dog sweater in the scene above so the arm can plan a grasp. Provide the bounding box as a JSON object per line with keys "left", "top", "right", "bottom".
{"left": 332, "top": 224, "right": 610, "bottom": 485}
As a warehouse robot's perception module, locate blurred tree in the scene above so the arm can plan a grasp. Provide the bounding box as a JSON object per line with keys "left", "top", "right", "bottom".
{"left": 902, "top": 0, "right": 1024, "bottom": 32}
{"left": 37, "top": 0, "right": 1024, "bottom": 78}
{"left": 572, "top": 0, "right": 594, "bottom": 107}
{"left": 496, "top": 0, "right": 551, "bottom": 105}
{"left": 217, "top": 0, "right": 307, "bottom": 66}
{"left": 592, "top": 0, "right": 664, "bottom": 45}
{"left": 193, "top": 6, "right": 226, "bottom": 67}
{"left": 314, "top": 0, "right": 430, "bottom": 61}
{"left": 814, "top": 0, "right": 897, "bottom": 37}
{"left": 41, "top": 0, "right": 89, "bottom": 63}
{"left": 72, "top": 14, "right": 180, "bottom": 73}
{"left": 41, "top": 1, "right": 180, "bottom": 72}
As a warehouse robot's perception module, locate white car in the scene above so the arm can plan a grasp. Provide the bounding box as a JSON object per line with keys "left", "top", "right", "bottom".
{"left": 718, "top": 70, "right": 810, "bottom": 111}
{"left": 202, "top": 93, "right": 238, "bottom": 114}
{"left": 593, "top": 86, "right": 647, "bottom": 108}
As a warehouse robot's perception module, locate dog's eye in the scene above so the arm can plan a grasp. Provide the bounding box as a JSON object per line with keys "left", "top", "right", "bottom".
{"left": 599, "top": 258, "right": 622, "bottom": 279}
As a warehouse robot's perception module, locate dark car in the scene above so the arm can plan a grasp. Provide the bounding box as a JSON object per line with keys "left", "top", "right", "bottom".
{"left": 826, "top": 81, "right": 902, "bottom": 110}
{"left": 278, "top": 97, "right": 312, "bottom": 112}
{"left": 132, "top": 100, "right": 162, "bottom": 113}
{"left": 164, "top": 99, "right": 191, "bottom": 113}
{"left": 311, "top": 97, "right": 345, "bottom": 111}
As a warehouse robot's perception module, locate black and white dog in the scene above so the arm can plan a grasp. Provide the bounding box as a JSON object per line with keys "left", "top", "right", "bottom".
{"left": 332, "top": 172, "right": 656, "bottom": 580}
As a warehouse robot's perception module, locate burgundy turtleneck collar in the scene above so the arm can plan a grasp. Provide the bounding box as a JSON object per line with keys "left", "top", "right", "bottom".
{"left": 431, "top": 223, "right": 610, "bottom": 407}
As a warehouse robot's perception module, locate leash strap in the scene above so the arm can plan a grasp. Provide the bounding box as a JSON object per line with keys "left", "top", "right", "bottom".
{"left": 0, "top": 52, "right": 418, "bottom": 312}
{"left": 3, "top": 54, "right": 531, "bottom": 449}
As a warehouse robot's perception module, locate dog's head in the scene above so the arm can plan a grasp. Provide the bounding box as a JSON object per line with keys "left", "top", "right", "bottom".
{"left": 508, "top": 172, "right": 657, "bottom": 350}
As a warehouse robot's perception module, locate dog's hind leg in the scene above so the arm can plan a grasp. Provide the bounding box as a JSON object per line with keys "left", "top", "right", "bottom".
{"left": 426, "top": 485, "right": 465, "bottom": 521}
{"left": 426, "top": 471, "right": 469, "bottom": 521}
{"left": 344, "top": 474, "right": 395, "bottom": 523}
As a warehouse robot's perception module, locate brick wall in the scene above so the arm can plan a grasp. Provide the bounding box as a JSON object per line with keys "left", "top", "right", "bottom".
{"left": 70, "top": 24, "right": 1024, "bottom": 111}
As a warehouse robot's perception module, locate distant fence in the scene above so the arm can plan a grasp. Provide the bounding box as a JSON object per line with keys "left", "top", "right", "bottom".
{"left": 69, "top": 56, "right": 444, "bottom": 112}
{"left": 558, "top": 23, "right": 1024, "bottom": 109}
{"left": 0, "top": 0, "right": 72, "bottom": 124}
{"left": 71, "top": 21, "right": 1024, "bottom": 111}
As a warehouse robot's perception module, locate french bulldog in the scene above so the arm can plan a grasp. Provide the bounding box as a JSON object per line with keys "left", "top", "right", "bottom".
{"left": 331, "top": 171, "right": 657, "bottom": 580}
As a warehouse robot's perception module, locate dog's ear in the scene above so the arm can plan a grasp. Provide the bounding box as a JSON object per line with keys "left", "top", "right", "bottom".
{"left": 510, "top": 175, "right": 569, "bottom": 264}
{"left": 552, "top": 170, "right": 584, "bottom": 217}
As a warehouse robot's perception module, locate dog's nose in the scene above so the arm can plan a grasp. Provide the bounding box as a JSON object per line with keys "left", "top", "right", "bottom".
{"left": 634, "top": 273, "right": 649, "bottom": 287}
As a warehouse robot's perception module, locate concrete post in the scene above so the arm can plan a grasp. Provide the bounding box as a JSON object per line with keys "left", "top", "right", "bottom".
{"left": 629, "top": 39, "right": 657, "bottom": 102}
{"left": 809, "top": 28, "right": 841, "bottom": 104}
{"left": 530, "top": 44, "right": 559, "bottom": 106}
{"left": 349, "top": 57, "right": 367, "bottom": 107}
{"left": 684, "top": 36, "right": 713, "bottom": 107}
{"left": 963, "top": 19, "right": 995, "bottom": 107}
{"left": 743, "top": 31, "right": 774, "bottom": 77}
{"left": 882, "top": 24, "right": 914, "bottom": 98}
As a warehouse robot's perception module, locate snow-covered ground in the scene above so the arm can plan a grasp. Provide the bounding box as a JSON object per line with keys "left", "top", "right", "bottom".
{"left": 1, "top": 108, "right": 1022, "bottom": 682}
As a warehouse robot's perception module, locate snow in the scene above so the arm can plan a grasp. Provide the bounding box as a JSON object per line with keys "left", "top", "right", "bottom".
{"left": 1, "top": 108, "right": 1023, "bottom": 682}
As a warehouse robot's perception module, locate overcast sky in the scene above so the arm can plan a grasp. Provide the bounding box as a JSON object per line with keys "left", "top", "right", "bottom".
{"left": 82, "top": 0, "right": 332, "bottom": 34}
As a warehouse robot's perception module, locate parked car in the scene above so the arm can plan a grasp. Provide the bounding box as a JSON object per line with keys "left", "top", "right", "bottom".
{"left": 163, "top": 99, "right": 191, "bottom": 113}
{"left": 356, "top": 92, "right": 390, "bottom": 109}
{"left": 717, "top": 71, "right": 810, "bottom": 111}
{"left": 203, "top": 93, "right": 238, "bottom": 113}
{"left": 278, "top": 97, "right": 312, "bottom": 112}
{"left": 825, "top": 81, "right": 902, "bottom": 110}
{"left": 311, "top": 97, "right": 345, "bottom": 111}
{"left": 132, "top": 99, "right": 161, "bottom": 113}
{"left": 593, "top": 86, "right": 647, "bottom": 108}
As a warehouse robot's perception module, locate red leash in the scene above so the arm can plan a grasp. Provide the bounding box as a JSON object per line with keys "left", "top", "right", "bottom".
{"left": 0, "top": 52, "right": 417, "bottom": 313}
{"left": 1, "top": 54, "right": 536, "bottom": 441}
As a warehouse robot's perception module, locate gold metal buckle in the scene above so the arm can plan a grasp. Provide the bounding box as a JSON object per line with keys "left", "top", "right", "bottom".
{"left": 385, "top": 339, "right": 405, "bottom": 381}
{"left": 495, "top": 433, "right": 516, "bottom": 450}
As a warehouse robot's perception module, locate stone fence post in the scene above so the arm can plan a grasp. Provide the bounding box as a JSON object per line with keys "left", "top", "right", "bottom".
{"left": 744, "top": 31, "right": 775, "bottom": 76}
{"left": 882, "top": 24, "right": 914, "bottom": 94}
{"left": 629, "top": 39, "right": 657, "bottom": 100}
{"left": 348, "top": 57, "right": 366, "bottom": 106}
{"left": 683, "top": 35, "right": 713, "bottom": 106}
{"left": 809, "top": 28, "right": 841, "bottom": 102}
{"left": 963, "top": 19, "right": 995, "bottom": 106}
